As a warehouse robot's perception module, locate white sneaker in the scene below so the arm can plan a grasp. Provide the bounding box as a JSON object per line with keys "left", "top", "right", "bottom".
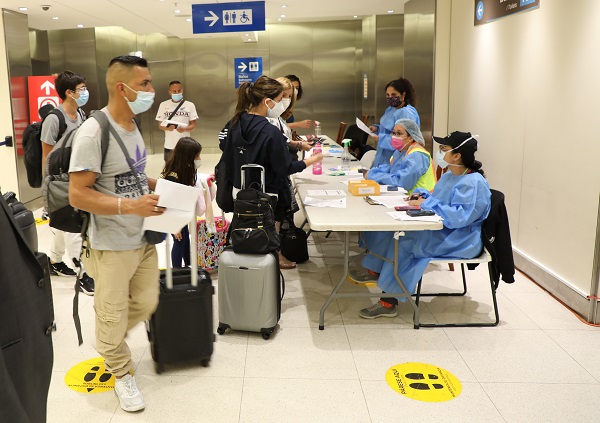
{"left": 114, "top": 374, "right": 145, "bottom": 412}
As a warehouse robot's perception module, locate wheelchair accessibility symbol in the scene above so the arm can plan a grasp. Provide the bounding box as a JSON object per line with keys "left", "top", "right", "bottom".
{"left": 223, "top": 9, "right": 253, "bottom": 26}
{"left": 65, "top": 357, "right": 114, "bottom": 393}
{"left": 385, "top": 362, "right": 462, "bottom": 402}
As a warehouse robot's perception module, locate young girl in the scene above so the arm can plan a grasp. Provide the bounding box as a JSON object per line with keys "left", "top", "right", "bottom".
{"left": 160, "top": 136, "right": 203, "bottom": 267}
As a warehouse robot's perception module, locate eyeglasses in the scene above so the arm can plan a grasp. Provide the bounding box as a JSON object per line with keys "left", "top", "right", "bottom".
{"left": 75, "top": 87, "right": 88, "bottom": 93}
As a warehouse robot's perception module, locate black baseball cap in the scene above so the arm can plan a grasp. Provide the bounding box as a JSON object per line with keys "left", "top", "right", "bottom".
{"left": 433, "top": 131, "right": 473, "bottom": 148}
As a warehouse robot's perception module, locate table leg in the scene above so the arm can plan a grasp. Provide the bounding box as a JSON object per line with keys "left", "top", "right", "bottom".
{"left": 319, "top": 231, "right": 350, "bottom": 330}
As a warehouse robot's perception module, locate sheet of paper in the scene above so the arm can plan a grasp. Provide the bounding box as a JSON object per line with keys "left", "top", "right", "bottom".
{"left": 366, "top": 196, "right": 409, "bottom": 208}
{"left": 161, "top": 119, "right": 188, "bottom": 129}
{"left": 306, "top": 189, "right": 346, "bottom": 196}
{"left": 356, "top": 117, "right": 377, "bottom": 136}
{"left": 386, "top": 211, "right": 443, "bottom": 222}
{"left": 304, "top": 196, "right": 347, "bottom": 208}
{"left": 143, "top": 178, "right": 201, "bottom": 234}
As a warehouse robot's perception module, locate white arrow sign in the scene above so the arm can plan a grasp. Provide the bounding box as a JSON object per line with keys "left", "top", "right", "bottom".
{"left": 204, "top": 11, "right": 219, "bottom": 27}
{"left": 237, "top": 62, "right": 247, "bottom": 72}
{"left": 41, "top": 80, "right": 55, "bottom": 95}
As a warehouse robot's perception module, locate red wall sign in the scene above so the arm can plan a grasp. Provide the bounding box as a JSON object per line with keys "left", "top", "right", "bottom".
{"left": 27, "top": 75, "right": 61, "bottom": 124}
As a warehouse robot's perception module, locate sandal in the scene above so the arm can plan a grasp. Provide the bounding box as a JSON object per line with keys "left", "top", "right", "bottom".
{"left": 279, "top": 252, "right": 297, "bottom": 269}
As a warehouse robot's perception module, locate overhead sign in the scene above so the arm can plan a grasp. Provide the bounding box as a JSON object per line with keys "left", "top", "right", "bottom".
{"left": 474, "top": 0, "right": 540, "bottom": 26}
{"left": 234, "top": 57, "right": 262, "bottom": 88}
{"left": 192, "top": 1, "right": 266, "bottom": 34}
{"left": 27, "top": 75, "right": 61, "bottom": 124}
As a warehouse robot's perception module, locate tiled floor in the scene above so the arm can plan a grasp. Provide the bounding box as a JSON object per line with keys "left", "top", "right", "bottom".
{"left": 40, "top": 154, "right": 600, "bottom": 423}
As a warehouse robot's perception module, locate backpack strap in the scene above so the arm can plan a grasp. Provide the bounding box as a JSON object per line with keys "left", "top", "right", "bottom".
{"left": 70, "top": 111, "right": 111, "bottom": 346}
{"left": 47, "top": 109, "right": 67, "bottom": 141}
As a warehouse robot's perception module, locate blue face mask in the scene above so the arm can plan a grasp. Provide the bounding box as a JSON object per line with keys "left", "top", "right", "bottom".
{"left": 122, "top": 82, "right": 155, "bottom": 115}
{"left": 73, "top": 89, "right": 89, "bottom": 107}
{"left": 171, "top": 93, "right": 183, "bottom": 102}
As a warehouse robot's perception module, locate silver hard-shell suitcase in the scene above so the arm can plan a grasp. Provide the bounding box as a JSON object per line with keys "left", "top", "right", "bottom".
{"left": 217, "top": 247, "right": 283, "bottom": 339}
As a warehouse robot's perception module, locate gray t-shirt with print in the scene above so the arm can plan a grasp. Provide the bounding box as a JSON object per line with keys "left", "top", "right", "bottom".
{"left": 40, "top": 104, "right": 83, "bottom": 146}
{"left": 69, "top": 108, "right": 149, "bottom": 251}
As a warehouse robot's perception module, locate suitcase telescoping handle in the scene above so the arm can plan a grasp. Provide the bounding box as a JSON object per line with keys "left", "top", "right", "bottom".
{"left": 165, "top": 219, "right": 199, "bottom": 289}
{"left": 240, "top": 164, "right": 265, "bottom": 192}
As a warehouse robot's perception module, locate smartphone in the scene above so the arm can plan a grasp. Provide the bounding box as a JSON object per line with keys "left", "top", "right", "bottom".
{"left": 395, "top": 205, "right": 420, "bottom": 211}
{"left": 167, "top": 123, "right": 179, "bottom": 129}
{"left": 406, "top": 209, "right": 436, "bottom": 217}
{"left": 386, "top": 186, "right": 398, "bottom": 191}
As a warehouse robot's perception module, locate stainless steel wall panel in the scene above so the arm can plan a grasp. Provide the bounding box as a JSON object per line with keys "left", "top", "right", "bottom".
{"left": 3, "top": 10, "right": 36, "bottom": 203}
{"left": 375, "top": 15, "right": 404, "bottom": 121}
{"left": 404, "top": 0, "right": 436, "bottom": 152}
{"left": 184, "top": 37, "right": 229, "bottom": 153}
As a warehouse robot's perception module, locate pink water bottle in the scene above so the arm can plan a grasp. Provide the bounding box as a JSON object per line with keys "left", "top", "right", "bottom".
{"left": 312, "top": 142, "right": 322, "bottom": 175}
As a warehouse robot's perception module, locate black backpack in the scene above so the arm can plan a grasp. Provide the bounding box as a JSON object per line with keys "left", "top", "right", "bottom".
{"left": 22, "top": 109, "right": 67, "bottom": 188}
{"left": 42, "top": 111, "right": 109, "bottom": 233}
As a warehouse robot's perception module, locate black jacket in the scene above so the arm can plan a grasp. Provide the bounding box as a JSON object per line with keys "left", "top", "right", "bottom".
{"left": 0, "top": 192, "right": 54, "bottom": 423}
{"left": 220, "top": 113, "right": 306, "bottom": 212}
{"left": 479, "top": 189, "right": 515, "bottom": 285}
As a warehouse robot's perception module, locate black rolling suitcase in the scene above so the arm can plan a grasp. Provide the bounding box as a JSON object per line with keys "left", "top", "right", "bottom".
{"left": 148, "top": 222, "right": 215, "bottom": 374}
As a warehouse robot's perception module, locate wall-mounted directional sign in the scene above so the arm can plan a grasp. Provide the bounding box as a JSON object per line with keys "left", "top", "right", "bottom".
{"left": 234, "top": 57, "right": 262, "bottom": 88}
{"left": 192, "top": 1, "right": 266, "bottom": 34}
{"left": 474, "top": 0, "right": 540, "bottom": 26}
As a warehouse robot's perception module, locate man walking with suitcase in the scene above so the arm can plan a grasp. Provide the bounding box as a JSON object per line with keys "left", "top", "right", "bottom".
{"left": 69, "top": 55, "right": 165, "bottom": 412}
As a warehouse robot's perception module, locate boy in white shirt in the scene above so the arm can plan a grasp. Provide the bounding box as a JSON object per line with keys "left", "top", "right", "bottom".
{"left": 155, "top": 80, "right": 198, "bottom": 161}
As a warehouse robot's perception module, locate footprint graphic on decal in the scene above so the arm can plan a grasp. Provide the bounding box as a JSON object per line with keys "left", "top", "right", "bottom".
{"left": 83, "top": 365, "right": 113, "bottom": 391}
{"left": 405, "top": 372, "right": 443, "bottom": 390}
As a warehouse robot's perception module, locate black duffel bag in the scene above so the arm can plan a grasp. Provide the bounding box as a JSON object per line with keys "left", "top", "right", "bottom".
{"left": 280, "top": 217, "right": 308, "bottom": 263}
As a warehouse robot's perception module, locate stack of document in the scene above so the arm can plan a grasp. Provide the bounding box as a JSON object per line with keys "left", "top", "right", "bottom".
{"left": 365, "top": 196, "right": 408, "bottom": 208}
{"left": 143, "top": 178, "right": 201, "bottom": 234}
{"left": 386, "top": 211, "right": 443, "bottom": 222}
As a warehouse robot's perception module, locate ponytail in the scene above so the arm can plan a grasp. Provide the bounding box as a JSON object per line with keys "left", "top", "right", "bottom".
{"left": 231, "top": 76, "right": 284, "bottom": 127}
{"left": 455, "top": 138, "right": 485, "bottom": 176}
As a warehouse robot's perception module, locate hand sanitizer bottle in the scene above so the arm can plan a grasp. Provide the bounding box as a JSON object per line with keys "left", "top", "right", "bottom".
{"left": 341, "top": 139, "right": 352, "bottom": 171}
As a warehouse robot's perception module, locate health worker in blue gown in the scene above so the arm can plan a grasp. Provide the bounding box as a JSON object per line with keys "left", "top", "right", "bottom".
{"left": 356, "top": 118, "right": 437, "bottom": 285}
{"left": 369, "top": 78, "right": 420, "bottom": 168}
{"left": 351, "top": 131, "right": 492, "bottom": 319}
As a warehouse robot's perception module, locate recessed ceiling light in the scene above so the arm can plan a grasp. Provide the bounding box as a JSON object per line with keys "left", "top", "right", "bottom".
{"left": 77, "top": 24, "right": 84, "bottom": 28}
{"left": 247, "top": 38, "right": 251, "bottom": 41}
{"left": 280, "top": 14, "right": 286, "bottom": 18}
{"left": 19, "top": 7, "right": 28, "bottom": 11}
{"left": 353, "top": 15, "right": 358, "bottom": 18}
{"left": 245, "top": 33, "right": 249, "bottom": 36}
{"left": 277, "top": 18, "right": 282, "bottom": 21}
{"left": 186, "top": 18, "right": 191, "bottom": 22}
{"left": 281, "top": 4, "right": 287, "bottom": 7}
{"left": 52, "top": 16, "right": 59, "bottom": 20}
{"left": 175, "top": 9, "right": 181, "bottom": 13}
{"left": 388, "top": 10, "right": 394, "bottom": 13}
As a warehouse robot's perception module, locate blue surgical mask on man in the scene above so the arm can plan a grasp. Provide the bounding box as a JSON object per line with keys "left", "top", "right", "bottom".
{"left": 73, "top": 89, "right": 89, "bottom": 107}
{"left": 122, "top": 82, "right": 155, "bottom": 115}
{"left": 171, "top": 93, "right": 183, "bottom": 102}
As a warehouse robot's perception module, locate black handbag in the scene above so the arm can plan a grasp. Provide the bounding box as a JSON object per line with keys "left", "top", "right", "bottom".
{"left": 229, "top": 187, "right": 280, "bottom": 254}
{"left": 280, "top": 218, "right": 309, "bottom": 263}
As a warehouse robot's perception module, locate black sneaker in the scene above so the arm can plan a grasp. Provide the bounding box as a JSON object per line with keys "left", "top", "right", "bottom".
{"left": 79, "top": 273, "right": 95, "bottom": 296}
{"left": 47, "top": 257, "right": 58, "bottom": 276}
{"left": 50, "top": 261, "right": 77, "bottom": 276}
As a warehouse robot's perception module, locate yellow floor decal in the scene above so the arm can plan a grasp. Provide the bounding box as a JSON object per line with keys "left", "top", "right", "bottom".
{"left": 64, "top": 358, "right": 114, "bottom": 393}
{"left": 385, "top": 362, "right": 462, "bottom": 402}
{"left": 35, "top": 218, "right": 49, "bottom": 225}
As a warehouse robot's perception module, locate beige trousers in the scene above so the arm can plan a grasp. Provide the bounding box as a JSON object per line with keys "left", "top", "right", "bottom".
{"left": 83, "top": 243, "right": 159, "bottom": 377}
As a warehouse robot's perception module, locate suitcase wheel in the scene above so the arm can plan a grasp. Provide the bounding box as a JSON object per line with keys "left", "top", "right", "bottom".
{"left": 154, "top": 363, "right": 165, "bottom": 374}
{"left": 261, "top": 331, "right": 271, "bottom": 340}
{"left": 217, "top": 324, "right": 228, "bottom": 335}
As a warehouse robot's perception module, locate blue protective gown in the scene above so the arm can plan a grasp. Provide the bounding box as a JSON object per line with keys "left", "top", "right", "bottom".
{"left": 371, "top": 104, "right": 420, "bottom": 168}
{"left": 362, "top": 171, "right": 491, "bottom": 299}
{"left": 361, "top": 147, "right": 432, "bottom": 270}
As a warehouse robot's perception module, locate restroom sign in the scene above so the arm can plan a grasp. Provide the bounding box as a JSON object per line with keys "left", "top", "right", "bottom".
{"left": 27, "top": 75, "right": 61, "bottom": 124}
{"left": 234, "top": 57, "right": 262, "bottom": 88}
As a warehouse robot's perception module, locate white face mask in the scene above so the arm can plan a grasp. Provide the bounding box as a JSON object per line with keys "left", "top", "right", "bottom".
{"left": 194, "top": 159, "right": 202, "bottom": 169}
{"left": 282, "top": 98, "right": 291, "bottom": 109}
{"left": 436, "top": 136, "right": 476, "bottom": 169}
{"left": 266, "top": 98, "right": 286, "bottom": 119}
